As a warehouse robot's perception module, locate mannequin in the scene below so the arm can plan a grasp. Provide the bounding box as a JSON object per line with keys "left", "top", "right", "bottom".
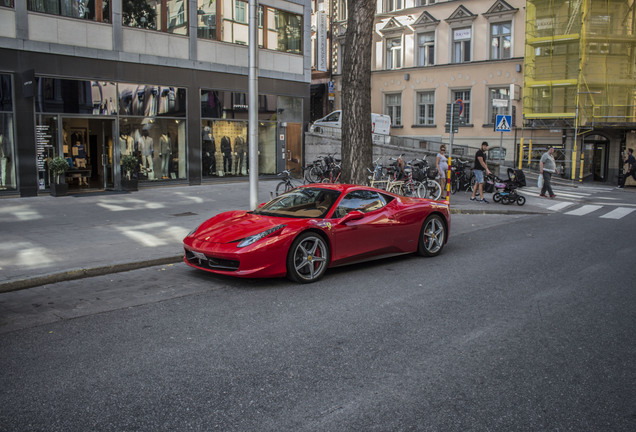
{"left": 221, "top": 136, "right": 232, "bottom": 175}
{"left": 137, "top": 129, "right": 154, "bottom": 179}
{"left": 119, "top": 133, "right": 134, "bottom": 156}
{"left": 72, "top": 140, "right": 89, "bottom": 186}
{"left": 234, "top": 136, "right": 247, "bottom": 175}
{"left": 159, "top": 132, "right": 172, "bottom": 179}
{"left": 202, "top": 126, "right": 216, "bottom": 176}
{"left": 0, "top": 134, "right": 7, "bottom": 188}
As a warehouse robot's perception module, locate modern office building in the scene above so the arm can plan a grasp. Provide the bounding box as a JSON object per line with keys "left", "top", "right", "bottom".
{"left": 524, "top": 0, "right": 636, "bottom": 182}
{"left": 0, "top": 0, "right": 311, "bottom": 197}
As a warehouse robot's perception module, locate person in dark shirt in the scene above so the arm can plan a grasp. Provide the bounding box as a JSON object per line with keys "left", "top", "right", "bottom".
{"left": 470, "top": 141, "right": 491, "bottom": 203}
{"left": 618, "top": 148, "right": 636, "bottom": 188}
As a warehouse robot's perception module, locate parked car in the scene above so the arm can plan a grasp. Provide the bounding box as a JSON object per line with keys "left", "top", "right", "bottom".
{"left": 183, "top": 184, "right": 450, "bottom": 283}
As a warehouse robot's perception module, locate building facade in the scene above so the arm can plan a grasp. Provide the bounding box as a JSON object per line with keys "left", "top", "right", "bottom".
{"left": 329, "top": 0, "right": 525, "bottom": 162}
{"left": 524, "top": 0, "right": 636, "bottom": 183}
{"left": 0, "top": 0, "right": 311, "bottom": 197}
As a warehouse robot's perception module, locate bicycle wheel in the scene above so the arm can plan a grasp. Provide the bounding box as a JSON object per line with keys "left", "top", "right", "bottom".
{"left": 451, "top": 178, "right": 458, "bottom": 195}
{"left": 307, "top": 166, "right": 322, "bottom": 183}
{"left": 413, "top": 181, "right": 425, "bottom": 198}
{"left": 275, "top": 181, "right": 289, "bottom": 196}
{"left": 426, "top": 180, "right": 442, "bottom": 200}
{"left": 388, "top": 184, "right": 403, "bottom": 196}
{"left": 469, "top": 175, "right": 476, "bottom": 192}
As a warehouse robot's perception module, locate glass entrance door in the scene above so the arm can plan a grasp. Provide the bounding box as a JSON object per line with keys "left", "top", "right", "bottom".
{"left": 593, "top": 143, "right": 608, "bottom": 182}
{"left": 63, "top": 118, "right": 114, "bottom": 190}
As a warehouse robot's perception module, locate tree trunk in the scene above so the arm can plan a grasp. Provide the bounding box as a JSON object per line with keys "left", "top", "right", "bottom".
{"left": 341, "top": 0, "right": 375, "bottom": 185}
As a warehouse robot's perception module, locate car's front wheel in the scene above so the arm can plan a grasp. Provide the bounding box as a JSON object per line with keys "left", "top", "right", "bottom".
{"left": 417, "top": 214, "right": 446, "bottom": 257}
{"left": 286, "top": 232, "right": 330, "bottom": 283}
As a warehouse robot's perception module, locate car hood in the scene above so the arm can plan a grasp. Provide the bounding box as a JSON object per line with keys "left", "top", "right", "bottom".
{"left": 191, "top": 211, "right": 289, "bottom": 244}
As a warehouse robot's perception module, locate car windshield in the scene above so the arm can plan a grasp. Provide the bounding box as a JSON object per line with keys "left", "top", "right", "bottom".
{"left": 253, "top": 187, "right": 341, "bottom": 218}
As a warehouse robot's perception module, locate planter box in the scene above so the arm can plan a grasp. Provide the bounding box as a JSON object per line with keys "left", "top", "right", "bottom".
{"left": 121, "top": 179, "right": 138, "bottom": 191}
{"left": 50, "top": 182, "right": 68, "bottom": 197}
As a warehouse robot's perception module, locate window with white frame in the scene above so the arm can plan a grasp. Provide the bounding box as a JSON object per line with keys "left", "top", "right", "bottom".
{"left": 386, "top": 0, "right": 403, "bottom": 12}
{"left": 490, "top": 22, "right": 511, "bottom": 60}
{"left": 452, "top": 89, "right": 471, "bottom": 123}
{"left": 417, "top": 32, "right": 435, "bottom": 66}
{"left": 452, "top": 27, "right": 471, "bottom": 63}
{"left": 385, "top": 93, "right": 402, "bottom": 126}
{"left": 488, "top": 87, "right": 510, "bottom": 124}
{"left": 235, "top": 0, "right": 247, "bottom": 24}
{"left": 386, "top": 37, "right": 402, "bottom": 70}
{"left": 416, "top": 91, "right": 435, "bottom": 125}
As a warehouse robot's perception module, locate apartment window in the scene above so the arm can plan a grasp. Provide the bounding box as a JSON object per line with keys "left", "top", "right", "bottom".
{"left": 452, "top": 27, "right": 471, "bottom": 63}
{"left": 273, "top": 9, "right": 303, "bottom": 54}
{"left": 488, "top": 87, "right": 510, "bottom": 124}
{"left": 386, "top": 38, "right": 402, "bottom": 70}
{"left": 452, "top": 90, "right": 470, "bottom": 123}
{"left": 123, "top": 0, "right": 188, "bottom": 35}
{"left": 386, "top": 0, "right": 403, "bottom": 12}
{"left": 416, "top": 91, "right": 435, "bottom": 125}
{"left": 27, "top": 0, "right": 110, "bottom": 22}
{"left": 385, "top": 93, "right": 402, "bottom": 126}
{"left": 417, "top": 32, "right": 435, "bottom": 67}
{"left": 490, "top": 22, "right": 511, "bottom": 60}
{"left": 1, "top": 1, "right": 14, "bottom": 7}
{"left": 197, "top": 0, "right": 217, "bottom": 40}
{"left": 417, "top": 0, "right": 436, "bottom": 5}
{"left": 235, "top": 0, "right": 247, "bottom": 24}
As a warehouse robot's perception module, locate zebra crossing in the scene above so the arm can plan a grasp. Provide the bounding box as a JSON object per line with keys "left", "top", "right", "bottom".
{"left": 523, "top": 184, "right": 636, "bottom": 220}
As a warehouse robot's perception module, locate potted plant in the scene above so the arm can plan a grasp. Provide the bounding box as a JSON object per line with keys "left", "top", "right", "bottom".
{"left": 121, "top": 154, "right": 139, "bottom": 191}
{"left": 49, "top": 156, "right": 70, "bottom": 197}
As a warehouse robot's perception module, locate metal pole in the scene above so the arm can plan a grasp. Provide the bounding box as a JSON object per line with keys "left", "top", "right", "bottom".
{"left": 248, "top": 0, "right": 259, "bottom": 209}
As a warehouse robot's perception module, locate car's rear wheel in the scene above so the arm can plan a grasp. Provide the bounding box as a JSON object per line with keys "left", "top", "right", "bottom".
{"left": 417, "top": 214, "right": 446, "bottom": 257}
{"left": 287, "top": 232, "right": 330, "bottom": 283}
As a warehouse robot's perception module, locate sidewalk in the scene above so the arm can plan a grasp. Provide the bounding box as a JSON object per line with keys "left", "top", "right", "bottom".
{"left": 0, "top": 180, "right": 551, "bottom": 293}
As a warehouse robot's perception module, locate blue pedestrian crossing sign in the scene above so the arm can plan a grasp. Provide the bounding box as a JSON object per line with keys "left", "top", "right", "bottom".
{"left": 495, "top": 115, "right": 512, "bottom": 132}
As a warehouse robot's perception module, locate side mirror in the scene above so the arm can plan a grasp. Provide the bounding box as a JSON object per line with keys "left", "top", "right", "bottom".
{"left": 339, "top": 210, "right": 364, "bottom": 224}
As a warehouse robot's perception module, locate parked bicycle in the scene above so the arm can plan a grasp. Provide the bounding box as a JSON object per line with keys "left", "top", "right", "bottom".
{"left": 304, "top": 153, "right": 341, "bottom": 183}
{"left": 449, "top": 158, "right": 474, "bottom": 194}
{"left": 411, "top": 158, "right": 442, "bottom": 200}
{"left": 275, "top": 169, "right": 303, "bottom": 196}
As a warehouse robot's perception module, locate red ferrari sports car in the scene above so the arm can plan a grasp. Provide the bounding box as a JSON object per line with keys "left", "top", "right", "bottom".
{"left": 183, "top": 184, "right": 450, "bottom": 283}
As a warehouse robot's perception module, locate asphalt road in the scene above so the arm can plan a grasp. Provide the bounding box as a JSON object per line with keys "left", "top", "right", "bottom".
{"left": 0, "top": 212, "right": 635, "bottom": 431}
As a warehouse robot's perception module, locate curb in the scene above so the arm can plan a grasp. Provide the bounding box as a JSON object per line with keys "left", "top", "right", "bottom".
{"left": 450, "top": 207, "right": 548, "bottom": 215}
{"left": 0, "top": 255, "right": 183, "bottom": 294}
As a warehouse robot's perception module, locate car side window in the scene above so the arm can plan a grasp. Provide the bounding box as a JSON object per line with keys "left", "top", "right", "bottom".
{"left": 333, "top": 190, "right": 386, "bottom": 218}
{"left": 325, "top": 112, "right": 340, "bottom": 122}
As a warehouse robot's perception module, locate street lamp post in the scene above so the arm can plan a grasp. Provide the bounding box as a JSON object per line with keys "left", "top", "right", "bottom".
{"left": 248, "top": 0, "right": 259, "bottom": 209}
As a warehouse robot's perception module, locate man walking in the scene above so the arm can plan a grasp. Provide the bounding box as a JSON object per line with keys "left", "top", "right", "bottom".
{"left": 618, "top": 148, "right": 636, "bottom": 188}
{"left": 470, "top": 141, "right": 491, "bottom": 203}
{"left": 539, "top": 146, "right": 559, "bottom": 198}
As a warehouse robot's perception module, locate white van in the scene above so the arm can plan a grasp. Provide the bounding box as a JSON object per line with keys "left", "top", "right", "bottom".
{"left": 309, "top": 110, "right": 391, "bottom": 137}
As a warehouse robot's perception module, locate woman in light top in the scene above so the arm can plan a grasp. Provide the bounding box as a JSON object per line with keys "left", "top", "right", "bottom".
{"left": 436, "top": 145, "right": 449, "bottom": 199}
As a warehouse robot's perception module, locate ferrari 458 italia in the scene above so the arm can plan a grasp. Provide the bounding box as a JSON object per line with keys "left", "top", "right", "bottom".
{"left": 183, "top": 184, "right": 450, "bottom": 283}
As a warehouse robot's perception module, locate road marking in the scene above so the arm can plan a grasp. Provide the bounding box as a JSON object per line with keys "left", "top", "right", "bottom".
{"left": 599, "top": 207, "right": 636, "bottom": 219}
{"left": 564, "top": 205, "right": 603, "bottom": 216}
{"left": 547, "top": 201, "right": 575, "bottom": 211}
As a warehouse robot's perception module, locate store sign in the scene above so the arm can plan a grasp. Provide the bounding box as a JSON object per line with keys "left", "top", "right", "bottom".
{"left": 453, "top": 28, "right": 471, "bottom": 40}
{"left": 317, "top": 12, "right": 328, "bottom": 72}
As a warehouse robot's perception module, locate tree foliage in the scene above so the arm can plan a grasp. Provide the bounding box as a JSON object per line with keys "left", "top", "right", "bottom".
{"left": 341, "top": 0, "right": 375, "bottom": 185}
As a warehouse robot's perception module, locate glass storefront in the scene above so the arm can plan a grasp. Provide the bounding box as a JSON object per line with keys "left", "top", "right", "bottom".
{"left": 0, "top": 74, "right": 16, "bottom": 191}
{"left": 34, "top": 77, "right": 188, "bottom": 190}
{"left": 200, "top": 90, "right": 278, "bottom": 178}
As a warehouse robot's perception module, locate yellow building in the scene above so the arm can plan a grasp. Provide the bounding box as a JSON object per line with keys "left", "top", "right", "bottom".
{"left": 524, "top": 0, "right": 636, "bottom": 182}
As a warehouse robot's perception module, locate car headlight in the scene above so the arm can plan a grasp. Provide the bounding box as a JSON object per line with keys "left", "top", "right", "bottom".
{"left": 237, "top": 224, "right": 286, "bottom": 248}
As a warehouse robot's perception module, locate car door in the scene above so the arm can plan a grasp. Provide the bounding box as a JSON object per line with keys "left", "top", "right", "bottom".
{"left": 330, "top": 190, "right": 396, "bottom": 264}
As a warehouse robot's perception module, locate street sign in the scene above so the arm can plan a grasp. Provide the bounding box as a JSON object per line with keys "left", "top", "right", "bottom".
{"left": 495, "top": 114, "right": 512, "bottom": 132}
{"left": 445, "top": 102, "right": 465, "bottom": 133}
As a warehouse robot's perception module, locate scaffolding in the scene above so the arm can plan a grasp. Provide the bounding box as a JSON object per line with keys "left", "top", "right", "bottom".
{"left": 525, "top": 0, "right": 636, "bottom": 125}
{"left": 523, "top": 0, "right": 636, "bottom": 180}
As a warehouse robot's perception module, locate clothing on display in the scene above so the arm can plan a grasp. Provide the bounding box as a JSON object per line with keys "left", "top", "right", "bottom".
{"left": 137, "top": 130, "right": 154, "bottom": 179}
{"left": 0, "top": 134, "right": 8, "bottom": 188}
{"left": 202, "top": 127, "right": 216, "bottom": 176}
{"left": 160, "top": 133, "right": 172, "bottom": 178}
{"left": 119, "top": 134, "right": 134, "bottom": 156}
{"left": 234, "top": 136, "right": 247, "bottom": 175}
{"left": 221, "top": 136, "right": 233, "bottom": 175}
{"left": 72, "top": 141, "right": 89, "bottom": 185}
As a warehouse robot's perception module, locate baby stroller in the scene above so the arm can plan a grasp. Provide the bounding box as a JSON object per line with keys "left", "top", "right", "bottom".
{"left": 492, "top": 168, "right": 527, "bottom": 206}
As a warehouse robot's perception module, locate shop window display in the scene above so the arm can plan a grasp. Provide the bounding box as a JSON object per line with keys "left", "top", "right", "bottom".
{"left": 35, "top": 116, "right": 59, "bottom": 190}
{"left": 118, "top": 83, "right": 186, "bottom": 117}
{"left": 119, "top": 118, "right": 186, "bottom": 181}
{"left": 0, "top": 74, "right": 15, "bottom": 191}
{"left": 201, "top": 120, "right": 248, "bottom": 177}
